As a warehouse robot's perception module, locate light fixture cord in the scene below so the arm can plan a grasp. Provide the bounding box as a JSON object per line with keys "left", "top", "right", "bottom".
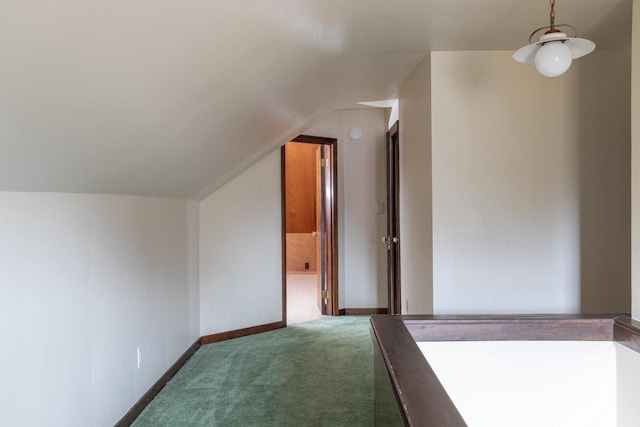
{"left": 549, "top": 0, "right": 556, "bottom": 30}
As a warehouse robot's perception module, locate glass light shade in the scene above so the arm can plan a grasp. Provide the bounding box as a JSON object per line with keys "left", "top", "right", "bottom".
{"left": 534, "top": 41, "right": 572, "bottom": 77}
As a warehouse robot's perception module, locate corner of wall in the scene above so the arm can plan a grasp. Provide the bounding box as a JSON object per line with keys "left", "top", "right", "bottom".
{"left": 632, "top": 0, "right": 640, "bottom": 320}
{"left": 188, "top": 199, "right": 200, "bottom": 341}
{"left": 397, "top": 54, "right": 434, "bottom": 314}
{"left": 198, "top": 149, "right": 283, "bottom": 335}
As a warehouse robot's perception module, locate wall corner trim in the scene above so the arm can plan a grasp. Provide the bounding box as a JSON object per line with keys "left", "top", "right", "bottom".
{"left": 200, "top": 321, "right": 285, "bottom": 344}
{"left": 116, "top": 320, "right": 285, "bottom": 425}
{"left": 114, "top": 338, "right": 201, "bottom": 427}
{"left": 340, "top": 308, "right": 389, "bottom": 315}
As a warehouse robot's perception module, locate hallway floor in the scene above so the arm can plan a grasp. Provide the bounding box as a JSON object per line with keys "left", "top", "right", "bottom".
{"left": 286, "top": 272, "right": 323, "bottom": 325}
{"left": 132, "top": 316, "right": 374, "bottom": 427}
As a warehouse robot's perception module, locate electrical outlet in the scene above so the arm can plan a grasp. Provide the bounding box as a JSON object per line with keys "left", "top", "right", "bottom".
{"left": 137, "top": 347, "right": 142, "bottom": 369}
{"left": 304, "top": 262, "right": 310, "bottom": 270}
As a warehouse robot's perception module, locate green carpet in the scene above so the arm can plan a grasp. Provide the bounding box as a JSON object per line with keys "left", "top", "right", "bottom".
{"left": 132, "top": 316, "right": 374, "bottom": 426}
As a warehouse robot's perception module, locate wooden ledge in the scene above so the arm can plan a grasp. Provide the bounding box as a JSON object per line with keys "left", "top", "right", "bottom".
{"left": 370, "top": 314, "right": 630, "bottom": 427}
{"left": 614, "top": 315, "right": 640, "bottom": 353}
{"left": 200, "top": 321, "right": 285, "bottom": 345}
{"left": 400, "top": 314, "right": 622, "bottom": 342}
{"left": 370, "top": 316, "right": 466, "bottom": 426}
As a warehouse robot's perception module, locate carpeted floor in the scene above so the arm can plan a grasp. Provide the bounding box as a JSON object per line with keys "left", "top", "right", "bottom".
{"left": 132, "top": 316, "right": 374, "bottom": 426}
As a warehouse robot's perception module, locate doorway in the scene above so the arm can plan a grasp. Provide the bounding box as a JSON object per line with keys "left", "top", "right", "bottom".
{"left": 385, "top": 122, "right": 401, "bottom": 314}
{"left": 282, "top": 135, "right": 338, "bottom": 325}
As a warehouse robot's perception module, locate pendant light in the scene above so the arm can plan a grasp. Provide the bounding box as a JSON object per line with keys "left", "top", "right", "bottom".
{"left": 513, "top": 0, "right": 595, "bottom": 77}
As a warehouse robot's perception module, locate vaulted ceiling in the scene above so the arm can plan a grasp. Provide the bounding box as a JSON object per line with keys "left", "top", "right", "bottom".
{"left": 0, "top": 0, "right": 631, "bottom": 199}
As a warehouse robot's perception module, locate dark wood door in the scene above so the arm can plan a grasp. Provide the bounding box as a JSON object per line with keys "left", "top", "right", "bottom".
{"left": 318, "top": 144, "right": 335, "bottom": 315}
{"left": 386, "top": 122, "right": 401, "bottom": 314}
{"left": 315, "top": 145, "right": 323, "bottom": 313}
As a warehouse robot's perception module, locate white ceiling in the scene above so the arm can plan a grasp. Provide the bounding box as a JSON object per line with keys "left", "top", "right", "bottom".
{"left": 0, "top": 0, "right": 631, "bottom": 199}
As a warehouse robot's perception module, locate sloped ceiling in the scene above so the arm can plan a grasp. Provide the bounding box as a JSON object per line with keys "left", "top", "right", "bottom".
{"left": 0, "top": 0, "right": 631, "bottom": 199}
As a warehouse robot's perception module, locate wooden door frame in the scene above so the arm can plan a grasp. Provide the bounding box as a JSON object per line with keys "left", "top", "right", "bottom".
{"left": 281, "top": 135, "right": 339, "bottom": 323}
{"left": 387, "top": 121, "right": 401, "bottom": 314}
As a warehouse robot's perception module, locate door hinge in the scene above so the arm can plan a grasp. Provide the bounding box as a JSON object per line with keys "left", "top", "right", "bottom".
{"left": 321, "top": 290, "right": 328, "bottom": 299}
{"left": 321, "top": 159, "right": 328, "bottom": 167}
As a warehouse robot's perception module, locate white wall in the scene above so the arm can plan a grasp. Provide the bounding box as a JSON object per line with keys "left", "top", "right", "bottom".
{"left": 398, "top": 55, "right": 434, "bottom": 314}
{"left": 199, "top": 149, "right": 283, "bottom": 334}
{"left": 0, "top": 192, "right": 199, "bottom": 427}
{"left": 431, "top": 51, "right": 630, "bottom": 315}
{"left": 419, "top": 341, "right": 640, "bottom": 426}
{"left": 342, "top": 109, "right": 388, "bottom": 308}
{"left": 573, "top": 51, "right": 631, "bottom": 313}
{"left": 632, "top": 0, "right": 640, "bottom": 321}
{"left": 419, "top": 341, "right": 617, "bottom": 427}
{"left": 616, "top": 343, "right": 640, "bottom": 426}
{"left": 304, "top": 108, "right": 388, "bottom": 309}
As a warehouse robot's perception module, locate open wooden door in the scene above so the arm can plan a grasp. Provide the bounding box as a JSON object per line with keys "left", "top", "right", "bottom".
{"left": 321, "top": 144, "right": 336, "bottom": 314}
{"left": 315, "top": 144, "right": 334, "bottom": 315}
{"left": 315, "top": 146, "right": 323, "bottom": 312}
{"left": 385, "top": 122, "right": 401, "bottom": 314}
